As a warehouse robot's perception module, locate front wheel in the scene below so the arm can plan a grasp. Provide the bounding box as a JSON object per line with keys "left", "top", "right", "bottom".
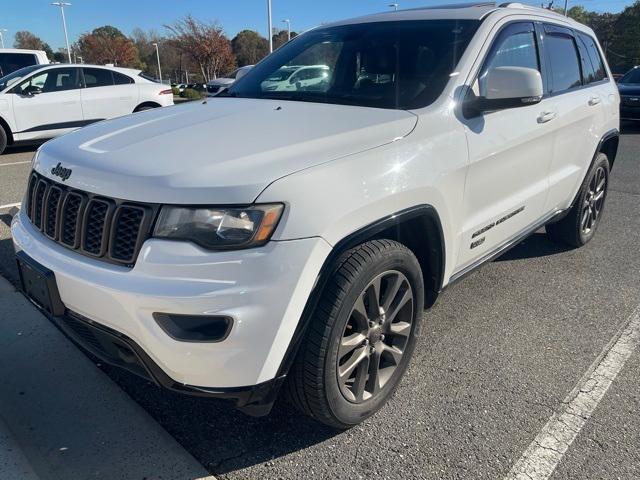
{"left": 286, "top": 239, "right": 424, "bottom": 429}
{"left": 546, "top": 152, "right": 610, "bottom": 247}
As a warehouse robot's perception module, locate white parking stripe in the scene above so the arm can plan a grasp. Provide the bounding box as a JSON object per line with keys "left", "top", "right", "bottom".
{"left": 506, "top": 306, "right": 640, "bottom": 480}
{"left": 0, "top": 202, "right": 21, "bottom": 210}
{"left": 0, "top": 161, "right": 30, "bottom": 167}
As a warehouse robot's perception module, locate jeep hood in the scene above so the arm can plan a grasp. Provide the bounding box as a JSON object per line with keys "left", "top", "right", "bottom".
{"left": 34, "top": 98, "right": 417, "bottom": 204}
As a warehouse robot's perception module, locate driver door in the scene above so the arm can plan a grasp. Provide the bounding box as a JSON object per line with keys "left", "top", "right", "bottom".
{"left": 11, "top": 67, "right": 84, "bottom": 140}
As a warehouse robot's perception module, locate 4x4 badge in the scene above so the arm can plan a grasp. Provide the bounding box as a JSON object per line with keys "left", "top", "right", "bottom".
{"left": 50, "top": 162, "right": 72, "bottom": 182}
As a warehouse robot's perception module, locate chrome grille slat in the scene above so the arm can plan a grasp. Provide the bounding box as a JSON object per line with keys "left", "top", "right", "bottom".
{"left": 25, "top": 171, "right": 157, "bottom": 267}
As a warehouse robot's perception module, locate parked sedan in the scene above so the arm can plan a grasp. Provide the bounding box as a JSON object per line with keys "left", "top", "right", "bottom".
{"left": 206, "top": 65, "right": 253, "bottom": 96}
{"left": 261, "top": 65, "right": 330, "bottom": 92}
{"left": 0, "top": 64, "right": 174, "bottom": 154}
{"left": 618, "top": 66, "right": 640, "bottom": 121}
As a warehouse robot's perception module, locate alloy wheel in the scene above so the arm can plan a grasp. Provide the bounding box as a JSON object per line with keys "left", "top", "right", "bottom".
{"left": 337, "top": 270, "right": 414, "bottom": 403}
{"left": 581, "top": 165, "right": 607, "bottom": 235}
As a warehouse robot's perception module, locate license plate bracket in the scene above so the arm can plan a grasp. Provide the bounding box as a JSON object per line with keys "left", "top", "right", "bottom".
{"left": 16, "top": 251, "right": 65, "bottom": 317}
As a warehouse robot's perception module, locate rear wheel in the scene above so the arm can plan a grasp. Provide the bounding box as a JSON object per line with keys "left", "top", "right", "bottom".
{"left": 286, "top": 239, "right": 424, "bottom": 429}
{"left": 0, "top": 126, "right": 7, "bottom": 155}
{"left": 547, "top": 152, "right": 610, "bottom": 247}
{"left": 133, "top": 104, "right": 159, "bottom": 113}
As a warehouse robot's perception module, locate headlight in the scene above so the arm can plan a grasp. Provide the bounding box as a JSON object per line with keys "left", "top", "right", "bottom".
{"left": 153, "top": 204, "right": 284, "bottom": 249}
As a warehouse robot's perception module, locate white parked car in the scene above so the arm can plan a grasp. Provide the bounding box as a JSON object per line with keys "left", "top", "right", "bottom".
{"left": 206, "top": 65, "right": 253, "bottom": 96}
{"left": 261, "top": 65, "right": 330, "bottom": 91}
{"left": 0, "top": 64, "right": 174, "bottom": 154}
{"left": 0, "top": 48, "right": 49, "bottom": 77}
{"left": 12, "top": 3, "right": 619, "bottom": 428}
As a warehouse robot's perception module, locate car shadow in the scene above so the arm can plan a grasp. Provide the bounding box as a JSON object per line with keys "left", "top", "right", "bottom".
{"left": 0, "top": 236, "right": 19, "bottom": 286}
{"left": 495, "top": 231, "right": 573, "bottom": 262}
{"left": 99, "top": 366, "right": 340, "bottom": 475}
{"left": 4, "top": 142, "right": 44, "bottom": 155}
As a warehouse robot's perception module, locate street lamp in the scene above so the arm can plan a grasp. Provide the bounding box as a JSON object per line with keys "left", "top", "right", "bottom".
{"left": 267, "top": 0, "right": 273, "bottom": 53}
{"left": 282, "top": 19, "right": 291, "bottom": 42}
{"left": 0, "top": 29, "right": 7, "bottom": 49}
{"left": 389, "top": 3, "right": 399, "bottom": 10}
{"left": 51, "top": 2, "right": 72, "bottom": 63}
{"left": 152, "top": 42, "right": 162, "bottom": 84}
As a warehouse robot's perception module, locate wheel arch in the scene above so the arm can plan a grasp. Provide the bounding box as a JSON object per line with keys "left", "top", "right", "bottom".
{"left": 598, "top": 129, "right": 619, "bottom": 170}
{"left": 275, "top": 205, "right": 445, "bottom": 380}
{"left": 0, "top": 116, "right": 14, "bottom": 145}
{"left": 133, "top": 101, "right": 161, "bottom": 112}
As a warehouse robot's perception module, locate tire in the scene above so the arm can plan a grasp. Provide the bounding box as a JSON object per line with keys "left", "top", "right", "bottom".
{"left": 134, "top": 104, "right": 158, "bottom": 113}
{"left": 0, "top": 126, "right": 7, "bottom": 155}
{"left": 546, "top": 152, "right": 610, "bottom": 247}
{"left": 286, "top": 239, "right": 424, "bottom": 429}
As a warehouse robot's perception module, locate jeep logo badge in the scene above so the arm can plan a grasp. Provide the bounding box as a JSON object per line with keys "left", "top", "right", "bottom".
{"left": 50, "top": 162, "right": 72, "bottom": 182}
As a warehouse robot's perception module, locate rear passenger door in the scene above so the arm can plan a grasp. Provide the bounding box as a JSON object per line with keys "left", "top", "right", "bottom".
{"left": 458, "top": 21, "right": 555, "bottom": 269}
{"left": 541, "top": 25, "right": 605, "bottom": 211}
{"left": 80, "top": 68, "right": 137, "bottom": 121}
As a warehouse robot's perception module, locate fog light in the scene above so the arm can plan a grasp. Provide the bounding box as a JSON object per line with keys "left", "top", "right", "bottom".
{"left": 153, "top": 313, "right": 232, "bottom": 342}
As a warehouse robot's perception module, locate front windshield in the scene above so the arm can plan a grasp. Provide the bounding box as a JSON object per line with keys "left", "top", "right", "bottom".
{"left": 228, "top": 20, "right": 479, "bottom": 109}
{"left": 620, "top": 68, "right": 640, "bottom": 84}
{"left": 0, "top": 65, "right": 43, "bottom": 91}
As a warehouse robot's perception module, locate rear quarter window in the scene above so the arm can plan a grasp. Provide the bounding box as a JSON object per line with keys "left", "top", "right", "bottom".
{"left": 544, "top": 33, "right": 582, "bottom": 93}
{"left": 577, "top": 33, "right": 607, "bottom": 83}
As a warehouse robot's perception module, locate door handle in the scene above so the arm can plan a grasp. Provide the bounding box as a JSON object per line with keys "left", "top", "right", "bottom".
{"left": 588, "top": 96, "right": 601, "bottom": 106}
{"left": 537, "top": 111, "right": 557, "bottom": 123}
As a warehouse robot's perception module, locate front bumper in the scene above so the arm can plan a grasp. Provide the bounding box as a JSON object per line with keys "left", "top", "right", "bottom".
{"left": 12, "top": 210, "right": 331, "bottom": 390}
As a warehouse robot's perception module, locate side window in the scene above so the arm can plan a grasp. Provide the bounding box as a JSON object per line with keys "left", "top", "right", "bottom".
{"left": 544, "top": 33, "right": 582, "bottom": 93}
{"left": 578, "top": 33, "right": 607, "bottom": 83}
{"left": 14, "top": 68, "right": 80, "bottom": 95}
{"left": 113, "top": 71, "right": 134, "bottom": 85}
{"left": 478, "top": 22, "right": 539, "bottom": 96}
{"left": 83, "top": 68, "right": 114, "bottom": 88}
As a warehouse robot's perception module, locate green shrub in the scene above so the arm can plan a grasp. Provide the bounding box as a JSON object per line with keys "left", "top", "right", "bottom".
{"left": 171, "top": 86, "right": 180, "bottom": 96}
{"left": 182, "top": 88, "right": 202, "bottom": 100}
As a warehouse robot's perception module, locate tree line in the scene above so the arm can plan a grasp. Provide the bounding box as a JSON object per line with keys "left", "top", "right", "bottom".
{"left": 11, "top": 2, "right": 640, "bottom": 81}
{"left": 12, "top": 15, "right": 297, "bottom": 83}
{"left": 561, "top": 0, "right": 640, "bottom": 73}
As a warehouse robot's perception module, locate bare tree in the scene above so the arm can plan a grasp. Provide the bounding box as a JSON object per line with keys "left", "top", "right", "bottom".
{"left": 165, "top": 16, "right": 235, "bottom": 81}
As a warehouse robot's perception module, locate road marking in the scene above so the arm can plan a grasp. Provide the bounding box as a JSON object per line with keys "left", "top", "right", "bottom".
{"left": 506, "top": 306, "right": 640, "bottom": 480}
{"left": 0, "top": 202, "right": 21, "bottom": 210}
{"left": 0, "top": 160, "right": 30, "bottom": 167}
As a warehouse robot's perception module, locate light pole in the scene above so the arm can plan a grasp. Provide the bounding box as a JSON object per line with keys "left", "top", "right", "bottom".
{"left": 0, "top": 29, "right": 7, "bottom": 49}
{"left": 563, "top": 0, "right": 568, "bottom": 15}
{"left": 152, "top": 42, "right": 162, "bottom": 84}
{"left": 52, "top": 2, "right": 72, "bottom": 63}
{"left": 282, "top": 19, "right": 291, "bottom": 42}
{"left": 389, "top": 3, "right": 399, "bottom": 10}
{"left": 267, "top": 0, "right": 273, "bottom": 53}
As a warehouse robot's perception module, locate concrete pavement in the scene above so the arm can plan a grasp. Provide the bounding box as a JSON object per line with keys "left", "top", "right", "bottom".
{"left": 0, "top": 276, "right": 214, "bottom": 480}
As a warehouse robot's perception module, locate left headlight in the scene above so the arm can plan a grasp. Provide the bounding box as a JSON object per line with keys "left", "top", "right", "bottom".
{"left": 153, "top": 204, "right": 284, "bottom": 250}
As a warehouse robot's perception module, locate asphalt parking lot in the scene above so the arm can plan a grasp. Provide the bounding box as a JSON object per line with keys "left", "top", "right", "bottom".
{"left": 0, "top": 125, "right": 638, "bottom": 479}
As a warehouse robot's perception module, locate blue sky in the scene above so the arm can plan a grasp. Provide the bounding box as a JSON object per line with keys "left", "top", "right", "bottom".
{"left": 1, "top": 0, "right": 636, "bottom": 51}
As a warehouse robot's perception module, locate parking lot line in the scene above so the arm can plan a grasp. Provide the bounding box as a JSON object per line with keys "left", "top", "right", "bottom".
{"left": 505, "top": 305, "right": 640, "bottom": 480}
{"left": 0, "top": 202, "right": 21, "bottom": 210}
{"left": 0, "top": 161, "right": 30, "bottom": 167}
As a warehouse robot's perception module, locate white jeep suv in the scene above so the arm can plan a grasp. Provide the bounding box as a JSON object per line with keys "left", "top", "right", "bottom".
{"left": 12, "top": 3, "right": 619, "bottom": 428}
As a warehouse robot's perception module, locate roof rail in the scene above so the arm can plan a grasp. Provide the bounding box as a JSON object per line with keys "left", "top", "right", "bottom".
{"left": 498, "top": 2, "right": 576, "bottom": 20}
{"left": 404, "top": 2, "right": 496, "bottom": 11}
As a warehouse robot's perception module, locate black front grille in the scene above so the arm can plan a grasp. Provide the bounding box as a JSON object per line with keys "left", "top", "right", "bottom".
{"left": 25, "top": 171, "right": 157, "bottom": 267}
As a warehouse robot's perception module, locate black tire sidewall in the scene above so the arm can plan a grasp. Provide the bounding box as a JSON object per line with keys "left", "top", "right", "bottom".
{"left": 323, "top": 247, "right": 424, "bottom": 427}
{"left": 0, "top": 127, "right": 6, "bottom": 155}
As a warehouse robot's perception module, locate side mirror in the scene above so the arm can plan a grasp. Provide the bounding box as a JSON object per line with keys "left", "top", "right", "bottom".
{"left": 464, "top": 66, "right": 543, "bottom": 117}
